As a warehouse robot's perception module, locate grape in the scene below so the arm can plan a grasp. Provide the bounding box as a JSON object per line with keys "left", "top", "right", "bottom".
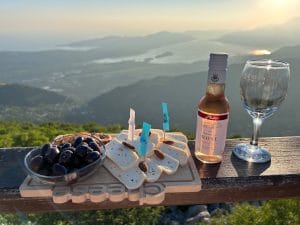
{"left": 73, "top": 136, "right": 84, "bottom": 148}
{"left": 84, "top": 137, "right": 94, "bottom": 144}
{"left": 44, "top": 146, "right": 60, "bottom": 164}
{"left": 61, "top": 142, "right": 72, "bottom": 149}
{"left": 41, "top": 143, "right": 51, "bottom": 157}
{"left": 89, "top": 141, "right": 101, "bottom": 152}
{"left": 29, "top": 155, "right": 43, "bottom": 172}
{"left": 52, "top": 163, "right": 68, "bottom": 176}
{"left": 75, "top": 145, "right": 93, "bottom": 158}
{"left": 58, "top": 150, "right": 73, "bottom": 166}
{"left": 85, "top": 151, "right": 100, "bottom": 164}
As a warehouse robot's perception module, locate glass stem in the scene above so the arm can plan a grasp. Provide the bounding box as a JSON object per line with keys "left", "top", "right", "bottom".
{"left": 250, "top": 118, "right": 263, "bottom": 146}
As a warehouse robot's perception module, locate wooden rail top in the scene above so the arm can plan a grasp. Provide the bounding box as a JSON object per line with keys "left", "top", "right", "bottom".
{"left": 0, "top": 136, "right": 299, "bottom": 213}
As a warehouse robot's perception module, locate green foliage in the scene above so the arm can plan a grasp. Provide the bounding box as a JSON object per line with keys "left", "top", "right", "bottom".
{"left": 205, "top": 199, "right": 300, "bottom": 225}
{"left": 0, "top": 121, "right": 123, "bottom": 147}
{"left": 0, "top": 207, "right": 164, "bottom": 225}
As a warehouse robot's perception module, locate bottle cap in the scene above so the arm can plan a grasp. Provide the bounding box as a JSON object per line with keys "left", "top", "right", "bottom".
{"left": 208, "top": 53, "right": 228, "bottom": 84}
{"left": 209, "top": 53, "right": 228, "bottom": 70}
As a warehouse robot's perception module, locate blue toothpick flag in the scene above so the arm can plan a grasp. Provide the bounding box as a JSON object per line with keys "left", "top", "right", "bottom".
{"left": 138, "top": 122, "right": 151, "bottom": 158}
{"left": 162, "top": 102, "right": 170, "bottom": 131}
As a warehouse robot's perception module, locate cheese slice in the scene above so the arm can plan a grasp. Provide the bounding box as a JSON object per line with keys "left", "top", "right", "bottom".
{"left": 106, "top": 139, "right": 139, "bottom": 171}
{"left": 104, "top": 158, "right": 146, "bottom": 190}
{"left": 166, "top": 133, "right": 188, "bottom": 143}
{"left": 158, "top": 142, "right": 188, "bottom": 166}
{"left": 151, "top": 152, "right": 179, "bottom": 175}
{"left": 144, "top": 158, "right": 162, "bottom": 182}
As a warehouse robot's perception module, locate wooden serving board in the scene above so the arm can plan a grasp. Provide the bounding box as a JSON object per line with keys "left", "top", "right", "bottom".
{"left": 20, "top": 135, "right": 201, "bottom": 205}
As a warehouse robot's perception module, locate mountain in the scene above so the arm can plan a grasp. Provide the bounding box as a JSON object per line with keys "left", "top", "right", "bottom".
{"left": 0, "top": 83, "right": 76, "bottom": 122}
{"left": 184, "top": 30, "right": 230, "bottom": 40}
{"left": 218, "top": 17, "right": 300, "bottom": 48}
{"left": 67, "top": 47, "right": 300, "bottom": 137}
{"left": 0, "top": 83, "right": 69, "bottom": 106}
{"left": 67, "top": 31, "right": 194, "bottom": 48}
{"left": 271, "top": 45, "right": 300, "bottom": 59}
{"left": 0, "top": 32, "right": 198, "bottom": 102}
{"left": 0, "top": 30, "right": 265, "bottom": 103}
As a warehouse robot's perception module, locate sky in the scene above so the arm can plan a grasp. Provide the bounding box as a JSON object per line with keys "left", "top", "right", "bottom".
{"left": 1, "top": 0, "right": 300, "bottom": 37}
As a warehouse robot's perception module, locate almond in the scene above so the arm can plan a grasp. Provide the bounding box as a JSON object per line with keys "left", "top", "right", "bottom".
{"left": 154, "top": 149, "right": 165, "bottom": 160}
{"left": 138, "top": 161, "right": 148, "bottom": 172}
{"left": 122, "top": 141, "right": 135, "bottom": 150}
{"left": 163, "top": 140, "right": 175, "bottom": 145}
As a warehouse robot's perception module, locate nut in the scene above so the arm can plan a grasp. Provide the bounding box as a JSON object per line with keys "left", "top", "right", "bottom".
{"left": 154, "top": 149, "right": 165, "bottom": 160}
{"left": 163, "top": 140, "right": 175, "bottom": 145}
{"left": 122, "top": 141, "right": 135, "bottom": 150}
{"left": 138, "top": 161, "right": 148, "bottom": 172}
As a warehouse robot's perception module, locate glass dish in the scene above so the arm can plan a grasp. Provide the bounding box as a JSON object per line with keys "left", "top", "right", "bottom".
{"left": 24, "top": 134, "right": 106, "bottom": 184}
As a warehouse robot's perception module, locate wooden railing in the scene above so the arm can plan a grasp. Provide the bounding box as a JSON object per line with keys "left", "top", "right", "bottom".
{"left": 0, "top": 136, "right": 299, "bottom": 213}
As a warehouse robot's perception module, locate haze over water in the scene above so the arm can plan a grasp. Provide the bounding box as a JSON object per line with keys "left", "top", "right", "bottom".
{"left": 1, "top": 0, "right": 300, "bottom": 51}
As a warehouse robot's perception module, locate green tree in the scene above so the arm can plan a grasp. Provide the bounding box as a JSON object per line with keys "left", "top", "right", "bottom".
{"left": 206, "top": 199, "right": 300, "bottom": 225}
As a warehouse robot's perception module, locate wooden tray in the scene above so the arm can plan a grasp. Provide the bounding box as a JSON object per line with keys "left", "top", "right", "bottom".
{"left": 20, "top": 134, "right": 201, "bottom": 205}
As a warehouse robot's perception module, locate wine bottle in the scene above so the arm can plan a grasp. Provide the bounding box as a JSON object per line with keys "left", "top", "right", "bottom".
{"left": 195, "top": 53, "right": 230, "bottom": 164}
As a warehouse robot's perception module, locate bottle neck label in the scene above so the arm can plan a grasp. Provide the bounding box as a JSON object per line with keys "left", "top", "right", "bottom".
{"left": 208, "top": 69, "right": 226, "bottom": 84}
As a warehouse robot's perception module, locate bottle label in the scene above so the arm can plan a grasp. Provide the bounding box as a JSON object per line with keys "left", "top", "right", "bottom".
{"left": 195, "top": 110, "right": 229, "bottom": 156}
{"left": 208, "top": 69, "right": 226, "bottom": 84}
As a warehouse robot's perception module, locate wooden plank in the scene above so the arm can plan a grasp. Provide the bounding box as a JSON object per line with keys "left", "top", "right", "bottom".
{"left": 0, "top": 136, "right": 300, "bottom": 213}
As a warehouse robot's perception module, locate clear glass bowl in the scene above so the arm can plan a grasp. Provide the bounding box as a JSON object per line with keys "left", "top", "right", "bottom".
{"left": 24, "top": 134, "right": 106, "bottom": 184}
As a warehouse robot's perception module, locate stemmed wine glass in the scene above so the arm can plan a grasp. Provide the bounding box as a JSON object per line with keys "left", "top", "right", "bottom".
{"left": 233, "top": 59, "right": 290, "bottom": 163}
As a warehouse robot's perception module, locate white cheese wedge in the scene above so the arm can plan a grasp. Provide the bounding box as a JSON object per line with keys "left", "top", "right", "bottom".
{"left": 104, "top": 158, "right": 146, "bottom": 190}
{"left": 151, "top": 151, "right": 179, "bottom": 175}
{"left": 118, "top": 167, "right": 146, "bottom": 190}
{"left": 158, "top": 142, "right": 188, "bottom": 166}
{"left": 144, "top": 158, "right": 162, "bottom": 182}
{"left": 166, "top": 133, "right": 188, "bottom": 143}
{"left": 106, "top": 139, "right": 139, "bottom": 171}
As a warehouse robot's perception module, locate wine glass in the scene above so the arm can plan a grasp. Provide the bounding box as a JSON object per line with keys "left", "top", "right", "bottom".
{"left": 233, "top": 59, "right": 290, "bottom": 163}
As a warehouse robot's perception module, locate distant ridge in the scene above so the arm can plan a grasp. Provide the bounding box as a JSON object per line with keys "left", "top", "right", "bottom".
{"left": 218, "top": 17, "right": 300, "bottom": 47}
{"left": 67, "top": 31, "right": 194, "bottom": 48}
{"left": 0, "top": 83, "right": 69, "bottom": 106}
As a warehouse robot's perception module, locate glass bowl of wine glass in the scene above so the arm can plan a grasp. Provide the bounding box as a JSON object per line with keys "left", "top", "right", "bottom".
{"left": 233, "top": 59, "right": 290, "bottom": 163}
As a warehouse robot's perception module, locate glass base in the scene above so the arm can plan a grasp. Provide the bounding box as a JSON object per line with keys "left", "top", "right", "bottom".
{"left": 233, "top": 143, "right": 271, "bottom": 163}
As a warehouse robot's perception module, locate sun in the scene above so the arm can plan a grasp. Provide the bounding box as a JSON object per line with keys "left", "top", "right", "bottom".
{"left": 270, "top": 0, "right": 297, "bottom": 7}
{"left": 274, "top": 0, "right": 286, "bottom": 5}
{"left": 263, "top": 0, "right": 291, "bottom": 7}
{"left": 251, "top": 49, "right": 271, "bottom": 56}
{"left": 257, "top": 0, "right": 296, "bottom": 25}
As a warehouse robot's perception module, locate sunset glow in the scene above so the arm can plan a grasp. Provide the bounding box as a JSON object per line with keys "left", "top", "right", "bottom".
{"left": 0, "top": 0, "right": 300, "bottom": 37}
{"left": 251, "top": 49, "right": 272, "bottom": 56}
